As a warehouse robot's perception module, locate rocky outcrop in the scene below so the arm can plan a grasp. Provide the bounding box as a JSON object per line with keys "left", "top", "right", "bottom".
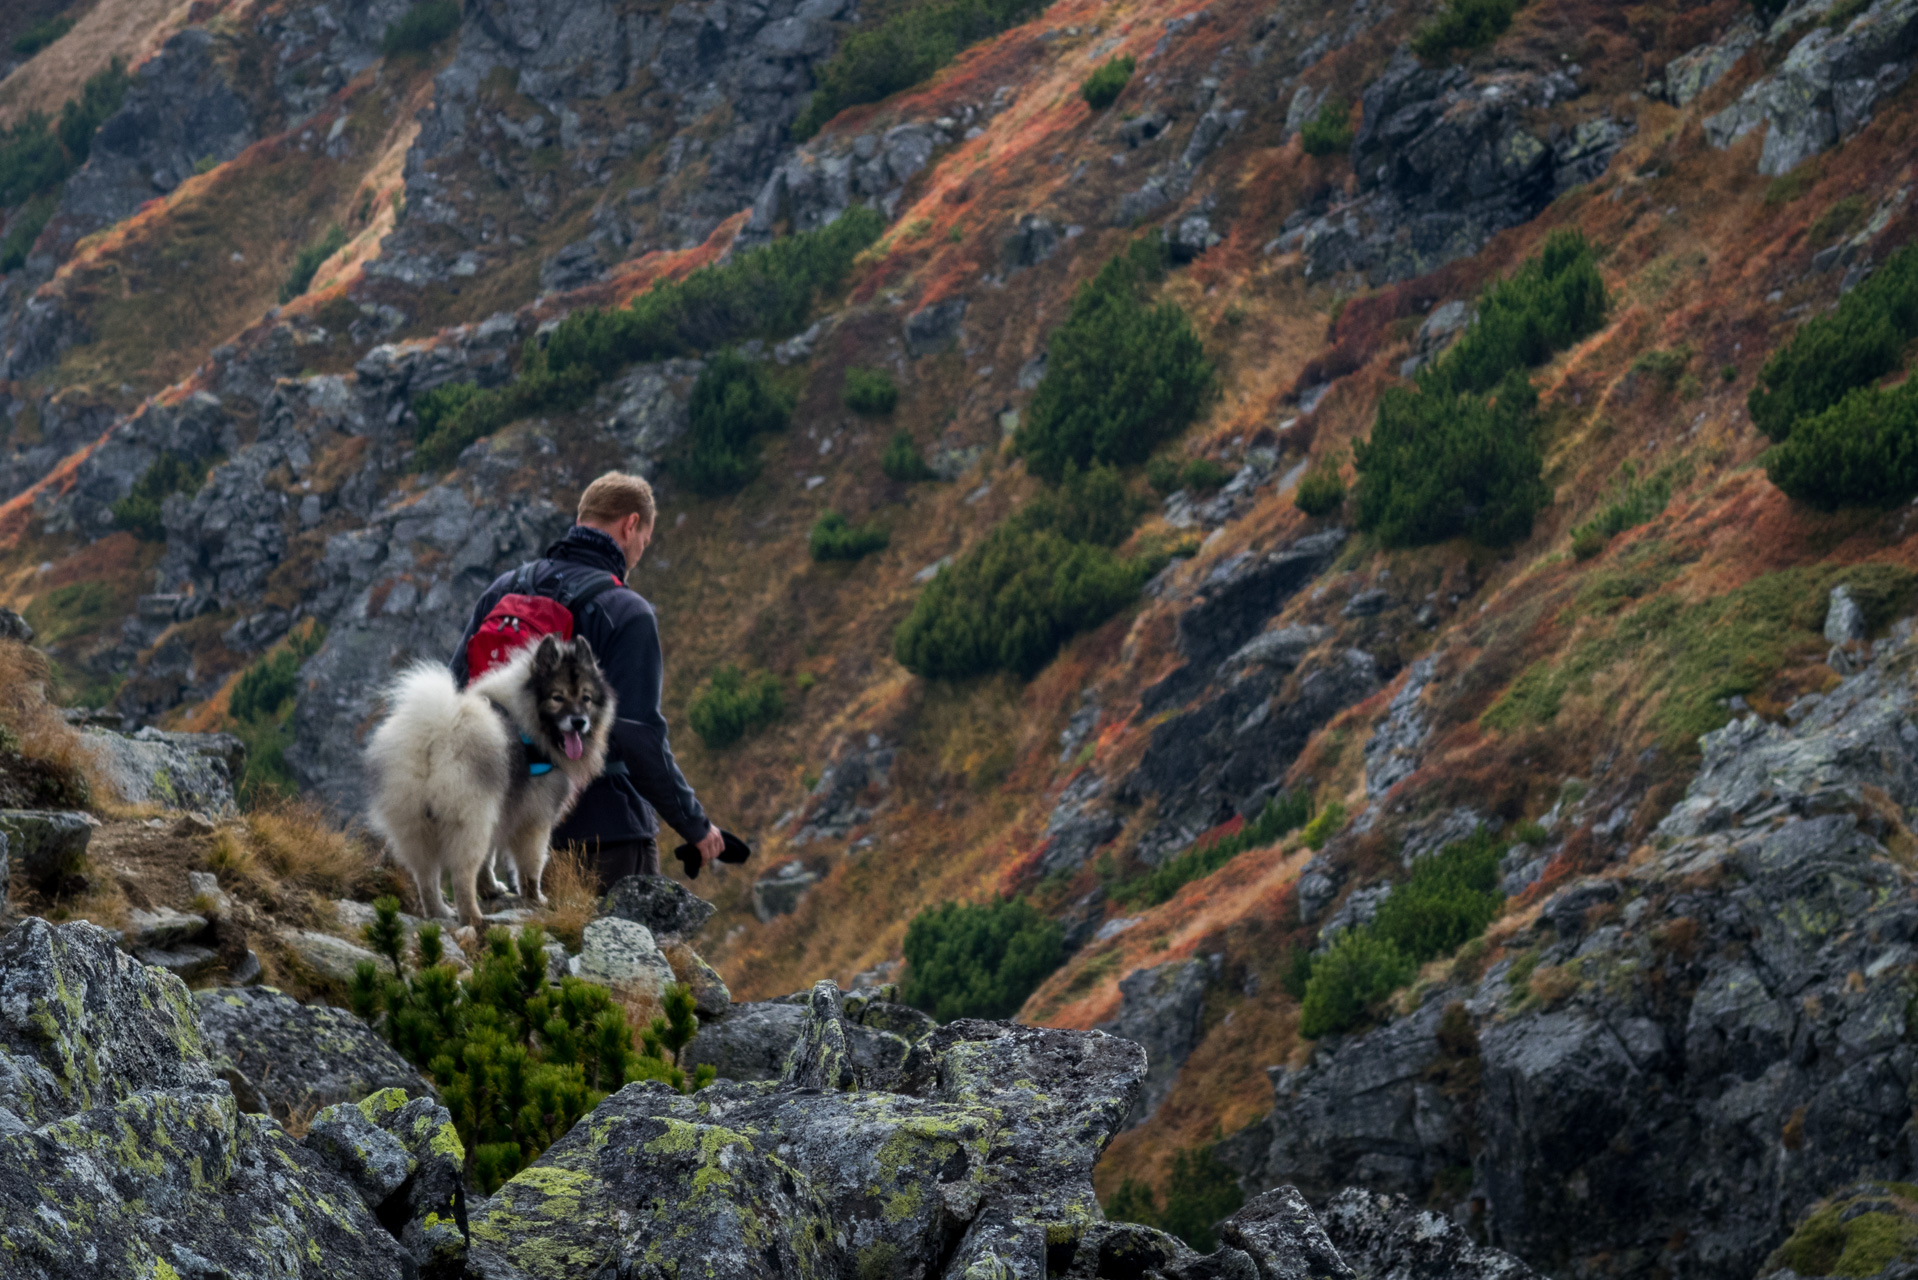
{"left": 1227, "top": 618, "right": 1918, "bottom": 1280}
{"left": 1705, "top": 0, "right": 1918, "bottom": 174}
{"left": 1102, "top": 955, "right": 1219, "bottom": 1128}
{"left": 193, "top": 984, "right": 435, "bottom": 1121}
{"left": 82, "top": 725, "right": 246, "bottom": 813}
{"left": 1125, "top": 645, "right": 1379, "bottom": 861}
{"left": 0, "top": 919, "right": 424, "bottom": 1278}
{"left": 57, "top": 30, "right": 259, "bottom": 246}
{"left": 1111, "top": 530, "right": 1364, "bottom": 857}
{"left": 472, "top": 1001, "right": 1148, "bottom": 1278}
{"left": 600, "top": 872, "right": 716, "bottom": 939}
{"left": 1279, "top": 55, "right": 1630, "bottom": 284}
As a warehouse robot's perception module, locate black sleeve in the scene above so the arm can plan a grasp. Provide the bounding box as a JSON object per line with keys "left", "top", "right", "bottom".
{"left": 450, "top": 572, "right": 514, "bottom": 687}
{"left": 598, "top": 604, "right": 711, "bottom": 846}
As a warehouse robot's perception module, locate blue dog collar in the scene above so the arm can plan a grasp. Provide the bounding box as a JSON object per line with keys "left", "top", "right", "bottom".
{"left": 521, "top": 733, "right": 554, "bottom": 776}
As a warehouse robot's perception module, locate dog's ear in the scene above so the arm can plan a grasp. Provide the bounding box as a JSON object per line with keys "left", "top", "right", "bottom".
{"left": 533, "top": 635, "right": 560, "bottom": 670}
{"left": 571, "top": 634, "right": 596, "bottom": 666}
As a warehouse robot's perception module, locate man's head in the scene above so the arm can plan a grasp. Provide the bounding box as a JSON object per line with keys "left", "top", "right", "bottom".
{"left": 577, "top": 472, "right": 656, "bottom": 572}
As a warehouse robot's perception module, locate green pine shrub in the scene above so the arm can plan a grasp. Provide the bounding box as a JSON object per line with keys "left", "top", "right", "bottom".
{"left": 677, "top": 352, "right": 794, "bottom": 496}
{"left": 12, "top": 15, "right": 74, "bottom": 56}
{"left": 842, "top": 367, "right": 899, "bottom": 415}
{"left": 882, "top": 430, "right": 938, "bottom": 481}
{"left": 687, "top": 665, "right": 785, "bottom": 748}
{"left": 1298, "top": 928, "right": 1415, "bottom": 1038}
{"left": 1411, "top": 0, "right": 1524, "bottom": 61}
{"left": 1111, "top": 791, "right": 1312, "bottom": 907}
{"left": 1298, "top": 828, "right": 1507, "bottom": 1038}
{"left": 408, "top": 209, "right": 881, "bottom": 470}
{"left": 892, "top": 522, "right": 1150, "bottom": 679}
{"left": 792, "top": 0, "right": 1049, "bottom": 139}
{"left": 1301, "top": 800, "right": 1346, "bottom": 850}
{"left": 112, "top": 452, "right": 211, "bottom": 541}
{"left": 1367, "top": 827, "right": 1504, "bottom": 961}
{"left": 1146, "top": 456, "right": 1229, "bottom": 496}
{"left": 227, "top": 624, "right": 326, "bottom": 805}
{"left": 382, "top": 0, "right": 461, "bottom": 56}
{"left": 901, "top": 897, "right": 1064, "bottom": 1022}
{"left": 809, "top": 511, "right": 890, "bottom": 561}
{"left": 1569, "top": 460, "right": 1675, "bottom": 559}
{"left": 1298, "top": 101, "right": 1354, "bottom": 156}
{"left": 1765, "top": 376, "right": 1918, "bottom": 510}
{"left": 280, "top": 224, "right": 348, "bottom": 303}
{"left": 1023, "top": 462, "right": 1146, "bottom": 547}
{"left": 1016, "top": 237, "right": 1216, "bottom": 482}
{"left": 1081, "top": 56, "right": 1136, "bottom": 110}
{"left": 1354, "top": 230, "right": 1605, "bottom": 548}
{"left": 1294, "top": 460, "right": 1346, "bottom": 516}
{"left": 0, "top": 192, "right": 57, "bottom": 273}
{"left": 0, "top": 60, "right": 127, "bottom": 272}
{"left": 349, "top": 906, "right": 711, "bottom": 1193}
{"left": 1748, "top": 245, "right": 1918, "bottom": 441}
{"left": 1103, "top": 1139, "right": 1246, "bottom": 1252}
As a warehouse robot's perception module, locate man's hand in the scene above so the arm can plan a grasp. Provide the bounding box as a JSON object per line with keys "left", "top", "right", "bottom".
{"left": 697, "top": 823, "right": 725, "bottom": 866}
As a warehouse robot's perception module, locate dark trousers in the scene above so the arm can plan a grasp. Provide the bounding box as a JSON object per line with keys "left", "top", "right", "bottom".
{"left": 586, "top": 837, "right": 659, "bottom": 894}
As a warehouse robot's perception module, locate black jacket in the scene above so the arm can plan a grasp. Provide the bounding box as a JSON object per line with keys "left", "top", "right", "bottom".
{"left": 451, "top": 525, "right": 710, "bottom": 848}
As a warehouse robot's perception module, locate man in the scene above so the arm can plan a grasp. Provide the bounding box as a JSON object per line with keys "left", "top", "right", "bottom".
{"left": 452, "top": 472, "right": 724, "bottom": 889}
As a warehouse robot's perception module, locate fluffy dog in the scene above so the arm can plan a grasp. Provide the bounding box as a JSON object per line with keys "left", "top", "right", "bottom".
{"left": 365, "top": 635, "right": 615, "bottom": 926}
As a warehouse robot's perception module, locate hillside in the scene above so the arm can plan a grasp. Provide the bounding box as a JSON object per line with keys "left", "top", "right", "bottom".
{"left": 4, "top": 0, "right": 1918, "bottom": 1273}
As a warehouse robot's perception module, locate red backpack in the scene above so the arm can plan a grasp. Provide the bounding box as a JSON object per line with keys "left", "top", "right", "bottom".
{"left": 464, "top": 562, "right": 626, "bottom": 683}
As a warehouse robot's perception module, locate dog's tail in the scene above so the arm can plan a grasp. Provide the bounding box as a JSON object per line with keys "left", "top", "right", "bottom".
{"left": 365, "top": 662, "right": 510, "bottom": 845}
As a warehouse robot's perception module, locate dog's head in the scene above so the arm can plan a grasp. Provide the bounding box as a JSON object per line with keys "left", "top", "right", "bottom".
{"left": 528, "top": 636, "right": 613, "bottom": 762}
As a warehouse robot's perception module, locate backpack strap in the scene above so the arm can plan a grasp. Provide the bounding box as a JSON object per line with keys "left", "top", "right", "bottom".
{"left": 550, "top": 566, "right": 628, "bottom": 619}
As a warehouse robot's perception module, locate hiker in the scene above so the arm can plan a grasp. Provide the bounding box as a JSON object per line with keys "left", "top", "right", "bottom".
{"left": 451, "top": 471, "right": 724, "bottom": 891}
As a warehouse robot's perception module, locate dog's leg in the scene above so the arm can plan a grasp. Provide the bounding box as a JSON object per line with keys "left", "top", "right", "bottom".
{"left": 510, "top": 823, "right": 550, "bottom": 906}
{"left": 478, "top": 847, "right": 508, "bottom": 898}
{"left": 418, "top": 863, "right": 451, "bottom": 919}
{"left": 452, "top": 858, "right": 486, "bottom": 932}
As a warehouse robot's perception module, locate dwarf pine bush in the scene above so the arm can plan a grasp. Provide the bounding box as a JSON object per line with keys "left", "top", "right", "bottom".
{"left": 1081, "top": 56, "right": 1136, "bottom": 110}
{"left": 1411, "top": 0, "right": 1524, "bottom": 60}
{"left": 1299, "top": 101, "right": 1354, "bottom": 156}
{"left": 1298, "top": 828, "right": 1506, "bottom": 1037}
{"left": 1016, "top": 237, "right": 1216, "bottom": 482}
{"left": 1353, "top": 230, "right": 1605, "bottom": 547}
{"left": 688, "top": 665, "right": 785, "bottom": 748}
{"left": 112, "top": 453, "right": 211, "bottom": 541}
{"left": 1294, "top": 460, "right": 1346, "bottom": 516}
{"left": 409, "top": 210, "right": 881, "bottom": 469}
{"left": 882, "top": 430, "right": 938, "bottom": 481}
{"left": 1104, "top": 1139, "right": 1246, "bottom": 1251}
{"left": 0, "top": 60, "right": 128, "bottom": 271}
{"left": 382, "top": 0, "right": 461, "bottom": 56}
{"left": 842, "top": 367, "right": 899, "bottom": 415}
{"left": 1765, "top": 377, "right": 1918, "bottom": 510}
{"left": 1111, "top": 791, "right": 1312, "bottom": 907}
{"left": 809, "top": 511, "right": 890, "bottom": 561}
{"left": 677, "top": 352, "right": 794, "bottom": 496}
{"left": 1748, "top": 245, "right": 1918, "bottom": 443}
{"left": 792, "top": 0, "right": 1050, "bottom": 139}
{"left": 280, "top": 224, "right": 348, "bottom": 303}
{"left": 349, "top": 902, "right": 713, "bottom": 1192}
{"left": 901, "top": 897, "right": 1064, "bottom": 1022}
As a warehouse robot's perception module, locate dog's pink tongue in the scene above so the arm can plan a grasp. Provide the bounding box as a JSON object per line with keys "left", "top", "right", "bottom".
{"left": 562, "top": 731, "right": 584, "bottom": 761}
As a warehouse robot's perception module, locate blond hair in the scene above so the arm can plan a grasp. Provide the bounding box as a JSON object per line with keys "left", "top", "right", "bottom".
{"left": 577, "top": 472, "right": 655, "bottom": 528}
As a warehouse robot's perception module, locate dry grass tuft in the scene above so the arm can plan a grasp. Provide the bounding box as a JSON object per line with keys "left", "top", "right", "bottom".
{"left": 0, "top": 638, "right": 108, "bottom": 804}
{"left": 247, "top": 801, "right": 377, "bottom": 898}
{"left": 279, "top": 1098, "right": 321, "bottom": 1139}
{"left": 536, "top": 845, "right": 599, "bottom": 953}
{"left": 208, "top": 802, "right": 378, "bottom": 909}
{"left": 46, "top": 876, "right": 131, "bottom": 932}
